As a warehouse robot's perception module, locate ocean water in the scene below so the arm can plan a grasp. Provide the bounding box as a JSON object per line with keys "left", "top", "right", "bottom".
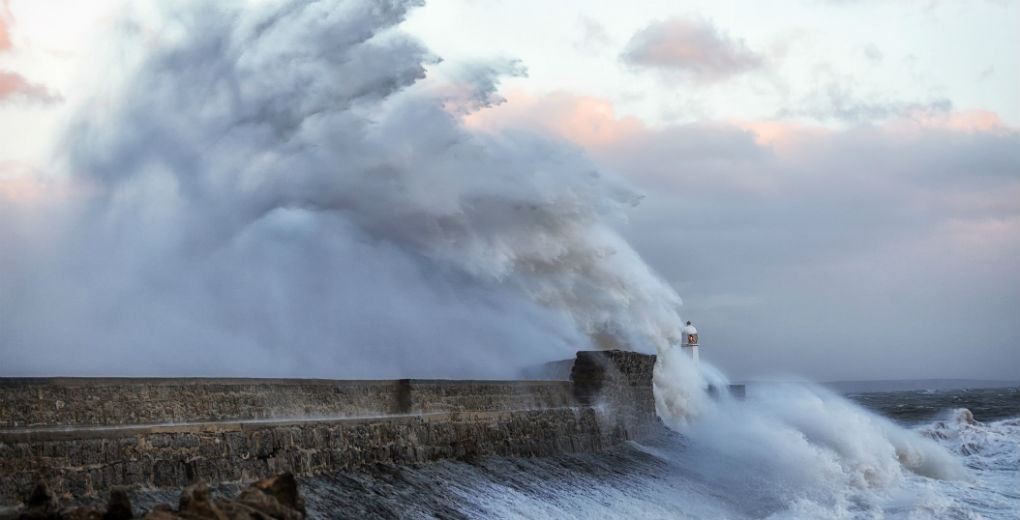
{"left": 294, "top": 383, "right": 1018, "bottom": 519}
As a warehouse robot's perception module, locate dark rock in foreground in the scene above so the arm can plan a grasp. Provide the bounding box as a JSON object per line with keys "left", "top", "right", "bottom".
{"left": 0, "top": 474, "right": 305, "bottom": 520}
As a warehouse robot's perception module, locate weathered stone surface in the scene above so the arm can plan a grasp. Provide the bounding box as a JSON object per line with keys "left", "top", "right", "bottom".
{"left": 22, "top": 483, "right": 60, "bottom": 519}
{"left": 0, "top": 474, "right": 307, "bottom": 520}
{"left": 0, "top": 379, "right": 576, "bottom": 429}
{"left": 571, "top": 350, "right": 659, "bottom": 439}
{"left": 2, "top": 409, "right": 630, "bottom": 502}
{"left": 248, "top": 474, "right": 303, "bottom": 516}
{"left": 139, "top": 475, "right": 305, "bottom": 520}
{"left": 103, "top": 488, "right": 133, "bottom": 520}
{"left": 218, "top": 488, "right": 302, "bottom": 520}
{"left": 0, "top": 485, "right": 139, "bottom": 520}
{"left": 138, "top": 505, "right": 174, "bottom": 520}
{"left": 177, "top": 486, "right": 226, "bottom": 520}
{"left": 56, "top": 507, "right": 101, "bottom": 520}
{"left": 138, "top": 512, "right": 175, "bottom": 520}
{"left": 1, "top": 352, "right": 664, "bottom": 505}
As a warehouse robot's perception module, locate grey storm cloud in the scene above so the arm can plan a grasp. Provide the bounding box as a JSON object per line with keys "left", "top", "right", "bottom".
{"left": 863, "top": 44, "right": 883, "bottom": 63}
{"left": 466, "top": 90, "right": 1020, "bottom": 382}
{"left": 575, "top": 15, "right": 613, "bottom": 53}
{"left": 0, "top": 0, "right": 690, "bottom": 378}
{"left": 442, "top": 58, "right": 528, "bottom": 114}
{"left": 589, "top": 121, "right": 1020, "bottom": 382}
{"left": 779, "top": 71, "right": 954, "bottom": 123}
{"left": 621, "top": 17, "right": 763, "bottom": 82}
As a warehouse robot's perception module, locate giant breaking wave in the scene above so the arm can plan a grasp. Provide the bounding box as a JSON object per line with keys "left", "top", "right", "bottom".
{"left": 1, "top": 0, "right": 685, "bottom": 380}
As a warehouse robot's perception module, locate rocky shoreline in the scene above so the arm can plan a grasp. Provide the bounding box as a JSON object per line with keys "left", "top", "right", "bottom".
{"left": 0, "top": 474, "right": 305, "bottom": 520}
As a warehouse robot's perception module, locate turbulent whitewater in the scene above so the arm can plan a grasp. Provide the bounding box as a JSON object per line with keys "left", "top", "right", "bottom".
{"left": 303, "top": 384, "right": 1020, "bottom": 519}
{"left": 104, "top": 383, "right": 1014, "bottom": 519}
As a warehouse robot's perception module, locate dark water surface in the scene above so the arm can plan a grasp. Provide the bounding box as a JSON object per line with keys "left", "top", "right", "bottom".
{"left": 846, "top": 386, "right": 1020, "bottom": 425}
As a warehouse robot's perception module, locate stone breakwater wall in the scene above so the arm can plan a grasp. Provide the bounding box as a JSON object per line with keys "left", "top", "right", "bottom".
{"left": 0, "top": 351, "right": 663, "bottom": 506}
{"left": 0, "top": 379, "right": 578, "bottom": 429}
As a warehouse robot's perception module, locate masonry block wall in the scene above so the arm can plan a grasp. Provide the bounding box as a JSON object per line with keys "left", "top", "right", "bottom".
{"left": 0, "top": 351, "right": 664, "bottom": 505}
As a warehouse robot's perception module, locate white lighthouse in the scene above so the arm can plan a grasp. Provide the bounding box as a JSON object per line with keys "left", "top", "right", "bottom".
{"left": 682, "top": 321, "right": 699, "bottom": 363}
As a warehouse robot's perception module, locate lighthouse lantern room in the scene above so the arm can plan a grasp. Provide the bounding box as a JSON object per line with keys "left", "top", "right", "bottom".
{"left": 681, "top": 321, "right": 699, "bottom": 363}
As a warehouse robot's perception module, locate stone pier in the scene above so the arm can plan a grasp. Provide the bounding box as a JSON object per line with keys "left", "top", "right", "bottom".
{"left": 0, "top": 351, "right": 663, "bottom": 506}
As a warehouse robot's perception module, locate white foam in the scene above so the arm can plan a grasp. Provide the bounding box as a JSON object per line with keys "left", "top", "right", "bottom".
{"left": 408, "top": 389, "right": 1016, "bottom": 519}
{"left": 642, "top": 351, "right": 1010, "bottom": 518}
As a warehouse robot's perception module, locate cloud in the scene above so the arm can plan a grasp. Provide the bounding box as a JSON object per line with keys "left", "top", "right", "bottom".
{"left": 621, "top": 17, "right": 763, "bottom": 82}
{"left": 862, "top": 44, "right": 882, "bottom": 63}
{"left": 575, "top": 15, "right": 612, "bottom": 53}
{"left": 0, "top": 70, "right": 61, "bottom": 104}
{"left": 778, "top": 66, "right": 953, "bottom": 123}
{"left": 433, "top": 59, "right": 527, "bottom": 115}
{"left": 0, "top": 14, "right": 10, "bottom": 52}
{"left": 0, "top": 4, "right": 61, "bottom": 105}
{"left": 467, "top": 91, "right": 1020, "bottom": 381}
{"left": 0, "top": 0, "right": 13, "bottom": 52}
{"left": 886, "top": 109, "right": 1011, "bottom": 136}
{"left": 465, "top": 90, "right": 645, "bottom": 147}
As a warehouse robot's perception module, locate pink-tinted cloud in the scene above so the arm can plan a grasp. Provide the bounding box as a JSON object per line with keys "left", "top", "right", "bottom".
{"left": 469, "top": 90, "right": 817, "bottom": 163}
{"left": 471, "top": 91, "right": 1016, "bottom": 166}
{"left": 0, "top": 176, "right": 63, "bottom": 206}
{"left": 0, "top": 70, "right": 60, "bottom": 104}
{"left": 621, "top": 17, "right": 762, "bottom": 82}
{"left": 0, "top": 161, "right": 86, "bottom": 211}
{"left": 730, "top": 119, "right": 832, "bottom": 156}
{"left": 892, "top": 109, "right": 1011, "bottom": 135}
{"left": 466, "top": 90, "right": 1020, "bottom": 214}
{"left": 0, "top": 19, "right": 10, "bottom": 53}
{"left": 465, "top": 90, "right": 645, "bottom": 148}
{"left": 0, "top": 3, "right": 60, "bottom": 105}
{"left": 0, "top": 0, "right": 10, "bottom": 53}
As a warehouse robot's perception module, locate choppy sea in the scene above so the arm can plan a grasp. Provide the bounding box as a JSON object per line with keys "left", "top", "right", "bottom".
{"left": 291, "top": 384, "right": 1019, "bottom": 519}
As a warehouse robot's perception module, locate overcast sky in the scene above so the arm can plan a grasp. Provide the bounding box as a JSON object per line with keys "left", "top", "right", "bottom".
{"left": 1, "top": 0, "right": 1017, "bottom": 382}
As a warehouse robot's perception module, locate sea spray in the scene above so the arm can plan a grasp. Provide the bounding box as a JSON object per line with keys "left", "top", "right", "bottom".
{"left": 652, "top": 346, "right": 709, "bottom": 429}
{"left": 267, "top": 394, "right": 1017, "bottom": 518}
{"left": 648, "top": 350, "right": 974, "bottom": 518}
{"left": 0, "top": 0, "right": 688, "bottom": 378}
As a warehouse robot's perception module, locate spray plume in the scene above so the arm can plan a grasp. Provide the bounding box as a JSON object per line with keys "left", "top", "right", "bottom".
{"left": 0, "top": 0, "right": 690, "bottom": 381}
